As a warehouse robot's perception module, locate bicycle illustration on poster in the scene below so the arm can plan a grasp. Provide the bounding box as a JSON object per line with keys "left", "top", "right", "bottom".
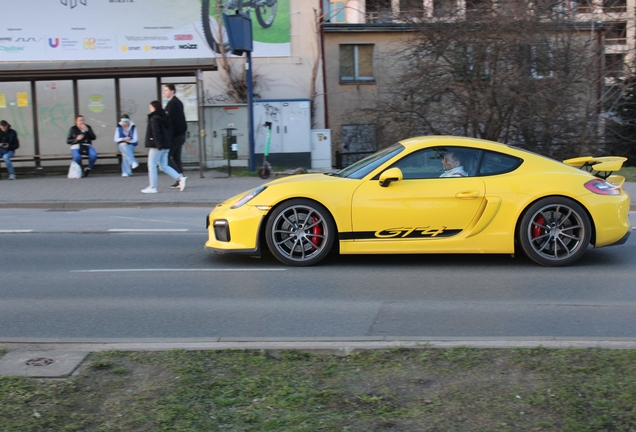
{"left": 201, "top": 0, "right": 290, "bottom": 55}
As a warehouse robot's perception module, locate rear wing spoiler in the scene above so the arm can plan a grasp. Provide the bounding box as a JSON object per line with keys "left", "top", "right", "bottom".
{"left": 562, "top": 156, "right": 627, "bottom": 181}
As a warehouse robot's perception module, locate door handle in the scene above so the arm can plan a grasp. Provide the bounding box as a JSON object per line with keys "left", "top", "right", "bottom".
{"left": 455, "top": 190, "right": 480, "bottom": 199}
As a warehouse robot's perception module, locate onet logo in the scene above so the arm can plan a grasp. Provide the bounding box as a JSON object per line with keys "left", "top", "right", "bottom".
{"left": 49, "top": 38, "right": 60, "bottom": 48}
{"left": 83, "top": 38, "right": 96, "bottom": 50}
{"left": 60, "top": 0, "right": 87, "bottom": 9}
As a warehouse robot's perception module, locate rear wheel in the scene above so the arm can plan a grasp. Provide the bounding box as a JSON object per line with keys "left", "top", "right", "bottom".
{"left": 518, "top": 197, "right": 591, "bottom": 267}
{"left": 266, "top": 199, "right": 335, "bottom": 266}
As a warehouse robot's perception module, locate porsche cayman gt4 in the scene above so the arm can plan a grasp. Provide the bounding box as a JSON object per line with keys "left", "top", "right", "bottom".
{"left": 205, "top": 136, "right": 631, "bottom": 267}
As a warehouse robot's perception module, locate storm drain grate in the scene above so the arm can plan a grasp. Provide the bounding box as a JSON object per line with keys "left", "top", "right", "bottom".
{"left": 26, "top": 358, "right": 55, "bottom": 367}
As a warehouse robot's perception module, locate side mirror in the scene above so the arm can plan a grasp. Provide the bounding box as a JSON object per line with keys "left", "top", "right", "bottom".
{"left": 379, "top": 167, "right": 403, "bottom": 188}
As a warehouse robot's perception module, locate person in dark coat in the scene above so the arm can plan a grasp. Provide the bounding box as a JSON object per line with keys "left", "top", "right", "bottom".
{"left": 141, "top": 100, "right": 186, "bottom": 194}
{"left": 67, "top": 115, "right": 98, "bottom": 177}
{"left": 163, "top": 84, "right": 187, "bottom": 188}
{"left": 0, "top": 120, "right": 19, "bottom": 180}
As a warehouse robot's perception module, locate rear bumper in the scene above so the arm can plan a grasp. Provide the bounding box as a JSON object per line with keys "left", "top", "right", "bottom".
{"left": 603, "top": 229, "right": 631, "bottom": 247}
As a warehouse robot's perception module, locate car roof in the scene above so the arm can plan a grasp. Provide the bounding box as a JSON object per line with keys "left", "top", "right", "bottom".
{"left": 399, "top": 135, "right": 513, "bottom": 152}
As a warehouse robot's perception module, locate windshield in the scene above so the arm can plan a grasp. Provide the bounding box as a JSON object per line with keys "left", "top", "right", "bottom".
{"left": 332, "top": 144, "right": 405, "bottom": 179}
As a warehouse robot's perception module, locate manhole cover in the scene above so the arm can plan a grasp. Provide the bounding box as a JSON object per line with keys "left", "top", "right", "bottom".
{"left": 26, "top": 358, "right": 55, "bottom": 367}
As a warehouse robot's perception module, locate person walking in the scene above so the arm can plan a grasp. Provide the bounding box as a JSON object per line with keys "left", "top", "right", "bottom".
{"left": 67, "top": 115, "right": 98, "bottom": 177}
{"left": 114, "top": 114, "right": 139, "bottom": 177}
{"left": 0, "top": 120, "right": 19, "bottom": 180}
{"left": 163, "top": 84, "right": 187, "bottom": 188}
{"left": 141, "top": 100, "right": 187, "bottom": 194}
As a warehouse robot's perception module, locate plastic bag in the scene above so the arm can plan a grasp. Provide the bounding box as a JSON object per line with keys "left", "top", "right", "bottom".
{"left": 68, "top": 161, "right": 82, "bottom": 179}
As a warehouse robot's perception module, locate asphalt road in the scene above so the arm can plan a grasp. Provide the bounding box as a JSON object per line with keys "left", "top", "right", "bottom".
{"left": 1, "top": 208, "right": 635, "bottom": 340}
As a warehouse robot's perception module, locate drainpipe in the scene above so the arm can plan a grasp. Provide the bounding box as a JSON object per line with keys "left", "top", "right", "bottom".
{"left": 320, "top": 0, "right": 329, "bottom": 129}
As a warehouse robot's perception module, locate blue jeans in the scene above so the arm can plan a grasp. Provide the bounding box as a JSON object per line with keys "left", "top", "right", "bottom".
{"left": 147, "top": 148, "right": 180, "bottom": 188}
{"left": 118, "top": 143, "right": 138, "bottom": 176}
{"left": 71, "top": 145, "right": 98, "bottom": 169}
{"left": 0, "top": 148, "right": 15, "bottom": 175}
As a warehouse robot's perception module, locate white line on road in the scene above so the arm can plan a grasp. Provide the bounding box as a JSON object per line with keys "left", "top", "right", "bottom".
{"left": 107, "top": 229, "right": 189, "bottom": 232}
{"left": 110, "top": 215, "right": 199, "bottom": 227}
{"left": 70, "top": 268, "right": 286, "bottom": 273}
{"left": 0, "top": 230, "right": 33, "bottom": 233}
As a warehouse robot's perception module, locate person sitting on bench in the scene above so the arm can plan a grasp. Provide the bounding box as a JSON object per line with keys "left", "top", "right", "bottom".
{"left": 0, "top": 120, "right": 19, "bottom": 180}
{"left": 67, "top": 115, "right": 98, "bottom": 177}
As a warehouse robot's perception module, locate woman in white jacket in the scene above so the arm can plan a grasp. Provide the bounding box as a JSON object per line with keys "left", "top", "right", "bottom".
{"left": 113, "top": 114, "right": 139, "bottom": 177}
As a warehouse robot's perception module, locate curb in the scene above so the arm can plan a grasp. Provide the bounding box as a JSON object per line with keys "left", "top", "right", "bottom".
{"left": 4, "top": 337, "right": 636, "bottom": 352}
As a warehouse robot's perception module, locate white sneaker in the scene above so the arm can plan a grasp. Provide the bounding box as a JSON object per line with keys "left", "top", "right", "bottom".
{"left": 178, "top": 176, "right": 187, "bottom": 192}
{"left": 122, "top": 173, "right": 130, "bottom": 177}
{"left": 141, "top": 186, "right": 157, "bottom": 194}
{"left": 8, "top": 174, "right": 16, "bottom": 180}
{"left": 131, "top": 162, "right": 139, "bottom": 169}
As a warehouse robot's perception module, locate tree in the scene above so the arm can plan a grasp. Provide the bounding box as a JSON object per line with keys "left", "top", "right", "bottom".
{"left": 358, "top": 1, "right": 633, "bottom": 160}
{"left": 605, "top": 75, "right": 636, "bottom": 165}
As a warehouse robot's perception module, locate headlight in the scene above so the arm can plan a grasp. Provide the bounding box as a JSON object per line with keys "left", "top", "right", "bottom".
{"left": 230, "top": 186, "right": 267, "bottom": 209}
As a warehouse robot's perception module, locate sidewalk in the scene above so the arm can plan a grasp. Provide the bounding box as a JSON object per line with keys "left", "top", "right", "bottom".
{"left": 0, "top": 169, "right": 269, "bottom": 209}
{"left": 0, "top": 170, "right": 635, "bottom": 209}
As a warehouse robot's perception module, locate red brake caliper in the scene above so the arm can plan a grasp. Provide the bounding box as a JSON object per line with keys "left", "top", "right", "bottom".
{"left": 310, "top": 216, "right": 322, "bottom": 248}
{"left": 532, "top": 215, "right": 546, "bottom": 238}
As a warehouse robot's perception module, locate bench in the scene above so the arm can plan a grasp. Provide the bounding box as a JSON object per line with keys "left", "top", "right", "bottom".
{"left": 0, "top": 152, "right": 148, "bottom": 180}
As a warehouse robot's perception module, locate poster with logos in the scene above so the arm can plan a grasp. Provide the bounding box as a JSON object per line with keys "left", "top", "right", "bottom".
{"left": 0, "top": 0, "right": 290, "bottom": 62}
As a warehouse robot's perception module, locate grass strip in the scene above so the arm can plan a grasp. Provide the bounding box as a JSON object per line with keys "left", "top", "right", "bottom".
{"left": 1, "top": 347, "right": 636, "bottom": 431}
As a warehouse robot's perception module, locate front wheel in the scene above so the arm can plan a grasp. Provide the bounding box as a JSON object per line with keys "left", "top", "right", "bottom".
{"left": 255, "top": 0, "right": 277, "bottom": 28}
{"left": 518, "top": 197, "right": 591, "bottom": 267}
{"left": 265, "top": 199, "right": 336, "bottom": 266}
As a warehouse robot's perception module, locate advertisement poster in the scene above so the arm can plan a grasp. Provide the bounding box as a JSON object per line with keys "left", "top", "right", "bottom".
{"left": 0, "top": 0, "right": 290, "bottom": 62}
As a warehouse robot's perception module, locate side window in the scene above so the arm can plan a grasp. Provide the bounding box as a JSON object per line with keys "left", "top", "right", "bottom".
{"left": 391, "top": 146, "right": 481, "bottom": 179}
{"left": 478, "top": 151, "right": 523, "bottom": 175}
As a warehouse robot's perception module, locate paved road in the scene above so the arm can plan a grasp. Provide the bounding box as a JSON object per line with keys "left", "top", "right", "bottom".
{"left": 1, "top": 209, "right": 635, "bottom": 341}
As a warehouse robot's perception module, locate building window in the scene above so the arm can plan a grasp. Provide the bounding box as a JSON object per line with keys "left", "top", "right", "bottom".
{"left": 606, "top": 22, "right": 627, "bottom": 45}
{"left": 603, "top": 0, "right": 627, "bottom": 13}
{"left": 605, "top": 53, "right": 625, "bottom": 78}
{"left": 433, "top": 0, "right": 457, "bottom": 17}
{"left": 328, "top": 1, "right": 347, "bottom": 23}
{"left": 454, "top": 44, "right": 490, "bottom": 80}
{"left": 531, "top": 43, "right": 553, "bottom": 78}
{"left": 366, "top": 0, "right": 394, "bottom": 23}
{"left": 465, "top": 0, "right": 493, "bottom": 17}
{"left": 399, "top": 0, "right": 425, "bottom": 19}
{"left": 339, "top": 44, "right": 375, "bottom": 83}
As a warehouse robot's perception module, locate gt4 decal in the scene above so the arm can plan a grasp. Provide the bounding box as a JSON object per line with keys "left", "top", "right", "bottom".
{"left": 339, "top": 227, "right": 462, "bottom": 240}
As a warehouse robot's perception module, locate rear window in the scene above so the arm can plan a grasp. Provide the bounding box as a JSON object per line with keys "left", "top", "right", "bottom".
{"left": 478, "top": 151, "right": 523, "bottom": 175}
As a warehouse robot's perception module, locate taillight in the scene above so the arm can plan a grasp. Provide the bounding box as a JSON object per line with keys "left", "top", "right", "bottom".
{"left": 584, "top": 179, "right": 620, "bottom": 195}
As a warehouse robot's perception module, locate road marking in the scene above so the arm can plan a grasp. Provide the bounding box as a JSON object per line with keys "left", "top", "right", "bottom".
{"left": 111, "top": 215, "right": 198, "bottom": 227}
{"left": 71, "top": 268, "right": 286, "bottom": 273}
{"left": 0, "top": 230, "right": 33, "bottom": 233}
{"left": 107, "top": 229, "right": 189, "bottom": 232}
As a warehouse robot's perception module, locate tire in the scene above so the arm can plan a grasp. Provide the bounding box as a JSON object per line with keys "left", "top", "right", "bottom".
{"left": 518, "top": 197, "right": 592, "bottom": 267}
{"left": 258, "top": 165, "right": 270, "bottom": 179}
{"left": 201, "top": 0, "right": 226, "bottom": 54}
{"left": 255, "top": 0, "right": 277, "bottom": 28}
{"left": 266, "top": 199, "right": 336, "bottom": 266}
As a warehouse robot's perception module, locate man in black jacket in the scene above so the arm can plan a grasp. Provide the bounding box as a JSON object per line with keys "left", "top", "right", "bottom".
{"left": 67, "top": 115, "right": 98, "bottom": 177}
{"left": 163, "top": 84, "right": 187, "bottom": 188}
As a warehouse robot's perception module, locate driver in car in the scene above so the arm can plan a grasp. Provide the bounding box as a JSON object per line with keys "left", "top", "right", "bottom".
{"left": 440, "top": 151, "right": 468, "bottom": 177}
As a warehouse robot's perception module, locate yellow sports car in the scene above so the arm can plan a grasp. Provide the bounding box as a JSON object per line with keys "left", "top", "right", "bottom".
{"left": 205, "top": 136, "right": 631, "bottom": 267}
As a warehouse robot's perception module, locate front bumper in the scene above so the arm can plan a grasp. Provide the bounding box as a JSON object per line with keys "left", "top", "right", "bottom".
{"left": 204, "top": 203, "right": 268, "bottom": 254}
